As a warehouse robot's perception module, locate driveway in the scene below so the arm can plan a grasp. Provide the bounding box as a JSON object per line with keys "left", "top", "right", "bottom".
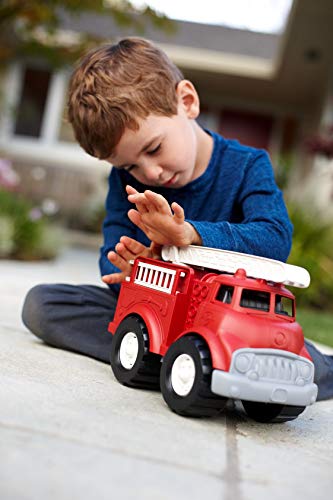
{"left": 1, "top": 247, "right": 332, "bottom": 500}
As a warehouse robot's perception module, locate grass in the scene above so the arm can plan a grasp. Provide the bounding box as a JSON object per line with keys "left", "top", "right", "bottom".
{"left": 297, "top": 308, "right": 333, "bottom": 348}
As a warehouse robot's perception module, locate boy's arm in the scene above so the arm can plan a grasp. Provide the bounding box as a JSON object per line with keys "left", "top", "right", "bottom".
{"left": 186, "top": 152, "right": 293, "bottom": 262}
{"left": 125, "top": 151, "right": 293, "bottom": 263}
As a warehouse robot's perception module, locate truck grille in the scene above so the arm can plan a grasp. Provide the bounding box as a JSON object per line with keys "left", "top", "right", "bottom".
{"left": 254, "top": 354, "right": 297, "bottom": 382}
{"left": 231, "top": 349, "right": 314, "bottom": 385}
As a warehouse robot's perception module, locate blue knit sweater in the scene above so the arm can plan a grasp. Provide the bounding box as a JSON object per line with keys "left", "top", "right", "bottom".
{"left": 99, "top": 131, "right": 292, "bottom": 287}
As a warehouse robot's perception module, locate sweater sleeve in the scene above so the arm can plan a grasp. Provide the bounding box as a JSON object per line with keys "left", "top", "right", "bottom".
{"left": 187, "top": 151, "right": 293, "bottom": 262}
{"left": 99, "top": 169, "right": 137, "bottom": 281}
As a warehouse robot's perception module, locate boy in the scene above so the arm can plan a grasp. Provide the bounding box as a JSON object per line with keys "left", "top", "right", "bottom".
{"left": 22, "top": 38, "right": 333, "bottom": 400}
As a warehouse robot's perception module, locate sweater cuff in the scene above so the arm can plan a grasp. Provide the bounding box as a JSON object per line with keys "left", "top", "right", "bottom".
{"left": 186, "top": 220, "right": 237, "bottom": 251}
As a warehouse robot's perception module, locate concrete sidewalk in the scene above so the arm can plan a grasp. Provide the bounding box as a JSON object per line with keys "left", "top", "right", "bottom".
{"left": 1, "top": 247, "right": 332, "bottom": 500}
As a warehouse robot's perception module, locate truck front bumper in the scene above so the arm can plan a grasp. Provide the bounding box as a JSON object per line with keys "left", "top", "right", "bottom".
{"left": 211, "top": 348, "right": 318, "bottom": 406}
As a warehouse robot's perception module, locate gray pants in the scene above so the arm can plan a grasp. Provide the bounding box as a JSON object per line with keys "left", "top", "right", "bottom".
{"left": 21, "top": 284, "right": 333, "bottom": 401}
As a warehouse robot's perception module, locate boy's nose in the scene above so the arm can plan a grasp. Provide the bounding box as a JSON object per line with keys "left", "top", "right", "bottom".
{"left": 142, "top": 164, "right": 163, "bottom": 182}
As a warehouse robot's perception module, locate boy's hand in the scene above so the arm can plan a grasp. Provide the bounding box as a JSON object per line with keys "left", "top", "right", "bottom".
{"left": 126, "top": 185, "right": 202, "bottom": 246}
{"left": 102, "top": 236, "right": 162, "bottom": 285}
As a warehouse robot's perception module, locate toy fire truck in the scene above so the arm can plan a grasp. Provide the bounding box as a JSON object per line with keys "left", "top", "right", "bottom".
{"left": 108, "top": 245, "right": 318, "bottom": 423}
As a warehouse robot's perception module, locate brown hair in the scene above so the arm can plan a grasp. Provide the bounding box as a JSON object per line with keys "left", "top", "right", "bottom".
{"left": 67, "top": 38, "right": 184, "bottom": 159}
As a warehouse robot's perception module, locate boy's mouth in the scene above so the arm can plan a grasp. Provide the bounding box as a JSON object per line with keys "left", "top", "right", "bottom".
{"left": 162, "top": 173, "right": 178, "bottom": 187}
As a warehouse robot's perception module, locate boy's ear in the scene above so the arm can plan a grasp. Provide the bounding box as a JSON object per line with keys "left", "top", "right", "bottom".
{"left": 176, "top": 80, "right": 200, "bottom": 119}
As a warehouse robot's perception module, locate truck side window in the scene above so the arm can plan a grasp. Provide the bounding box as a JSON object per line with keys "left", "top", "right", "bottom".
{"left": 216, "top": 285, "right": 234, "bottom": 304}
{"left": 240, "top": 290, "right": 270, "bottom": 311}
{"left": 275, "top": 295, "right": 294, "bottom": 317}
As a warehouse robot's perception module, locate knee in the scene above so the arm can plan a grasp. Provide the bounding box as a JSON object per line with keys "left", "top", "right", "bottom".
{"left": 21, "top": 284, "right": 51, "bottom": 341}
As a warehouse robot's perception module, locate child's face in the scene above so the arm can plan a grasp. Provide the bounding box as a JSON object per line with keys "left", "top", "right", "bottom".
{"left": 108, "top": 81, "right": 210, "bottom": 188}
{"left": 108, "top": 109, "right": 200, "bottom": 188}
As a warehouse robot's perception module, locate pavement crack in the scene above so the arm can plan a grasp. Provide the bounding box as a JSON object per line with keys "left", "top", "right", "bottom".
{"left": 223, "top": 411, "right": 244, "bottom": 500}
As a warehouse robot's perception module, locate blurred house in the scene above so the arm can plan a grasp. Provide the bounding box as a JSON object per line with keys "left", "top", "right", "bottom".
{"left": 1, "top": 0, "right": 333, "bottom": 221}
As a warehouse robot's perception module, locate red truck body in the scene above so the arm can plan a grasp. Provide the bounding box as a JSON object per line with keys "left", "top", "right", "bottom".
{"left": 108, "top": 255, "right": 318, "bottom": 422}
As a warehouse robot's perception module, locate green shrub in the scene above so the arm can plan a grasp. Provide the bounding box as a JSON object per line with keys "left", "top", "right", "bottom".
{"left": 287, "top": 203, "right": 333, "bottom": 311}
{"left": 0, "top": 189, "right": 61, "bottom": 260}
{"left": 297, "top": 308, "right": 333, "bottom": 347}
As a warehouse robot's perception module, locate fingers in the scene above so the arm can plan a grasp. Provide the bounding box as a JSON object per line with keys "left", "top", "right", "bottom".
{"left": 144, "top": 190, "right": 172, "bottom": 214}
{"left": 107, "top": 250, "right": 131, "bottom": 272}
{"left": 127, "top": 209, "right": 147, "bottom": 233}
{"left": 128, "top": 197, "right": 149, "bottom": 214}
{"left": 128, "top": 188, "right": 181, "bottom": 219}
{"left": 125, "top": 185, "right": 138, "bottom": 195}
{"left": 127, "top": 210, "right": 158, "bottom": 242}
{"left": 127, "top": 186, "right": 170, "bottom": 215}
{"left": 171, "top": 202, "right": 185, "bottom": 222}
{"left": 109, "top": 237, "right": 151, "bottom": 265}
{"left": 116, "top": 237, "right": 153, "bottom": 262}
{"left": 104, "top": 250, "right": 132, "bottom": 284}
{"left": 105, "top": 235, "right": 154, "bottom": 285}
{"left": 119, "top": 236, "right": 147, "bottom": 255}
{"left": 126, "top": 185, "right": 149, "bottom": 214}
{"left": 102, "top": 272, "right": 126, "bottom": 284}
{"left": 126, "top": 186, "right": 189, "bottom": 246}
{"left": 114, "top": 243, "right": 134, "bottom": 263}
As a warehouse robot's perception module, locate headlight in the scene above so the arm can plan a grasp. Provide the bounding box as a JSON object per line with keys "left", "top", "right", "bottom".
{"left": 235, "top": 353, "right": 252, "bottom": 373}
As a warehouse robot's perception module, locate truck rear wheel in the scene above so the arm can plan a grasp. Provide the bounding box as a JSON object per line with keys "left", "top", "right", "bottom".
{"left": 110, "top": 315, "right": 161, "bottom": 389}
{"left": 241, "top": 400, "right": 306, "bottom": 423}
{"left": 160, "top": 335, "right": 227, "bottom": 417}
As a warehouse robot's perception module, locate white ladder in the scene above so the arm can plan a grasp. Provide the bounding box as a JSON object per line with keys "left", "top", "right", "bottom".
{"left": 161, "top": 245, "right": 310, "bottom": 288}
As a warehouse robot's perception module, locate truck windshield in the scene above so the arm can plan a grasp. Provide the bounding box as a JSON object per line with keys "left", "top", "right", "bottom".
{"left": 275, "top": 295, "right": 294, "bottom": 317}
{"left": 240, "top": 289, "right": 270, "bottom": 312}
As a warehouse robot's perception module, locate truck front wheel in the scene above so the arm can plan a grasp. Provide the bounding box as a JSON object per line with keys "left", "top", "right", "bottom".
{"left": 110, "top": 315, "right": 161, "bottom": 389}
{"left": 241, "top": 400, "right": 306, "bottom": 423}
{"left": 160, "top": 335, "right": 227, "bottom": 417}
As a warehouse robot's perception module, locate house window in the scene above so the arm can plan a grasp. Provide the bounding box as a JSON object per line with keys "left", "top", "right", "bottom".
{"left": 14, "top": 67, "right": 52, "bottom": 138}
{"left": 58, "top": 99, "right": 76, "bottom": 143}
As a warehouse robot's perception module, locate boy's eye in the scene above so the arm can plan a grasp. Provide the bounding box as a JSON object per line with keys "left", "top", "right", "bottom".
{"left": 147, "top": 144, "right": 161, "bottom": 155}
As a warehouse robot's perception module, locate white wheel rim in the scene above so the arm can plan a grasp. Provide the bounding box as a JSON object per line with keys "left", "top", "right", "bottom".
{"left": 119, "top": 332, "right": 139, "bottom": 369}
{"left": 171, "top": 354, "right": 196, "bottom": 396}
